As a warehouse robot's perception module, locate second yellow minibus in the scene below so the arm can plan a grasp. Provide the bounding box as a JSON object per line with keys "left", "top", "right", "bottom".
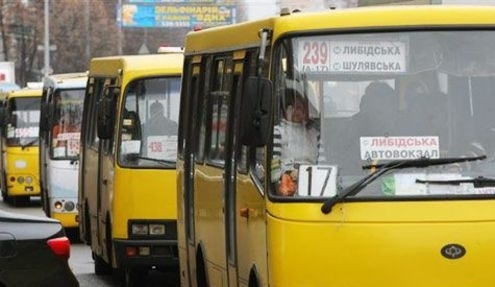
{"left": 78, "top": 50, "right": 183, "bottom": 286}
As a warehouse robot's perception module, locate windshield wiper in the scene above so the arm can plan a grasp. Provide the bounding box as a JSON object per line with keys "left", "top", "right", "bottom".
{"left": 21, "top": 138, "right": 38, "bottom": 150}
{"left": 321, "top": 155, "right": 486, "bottom": 214}
{"left": 416, "top": 175, "right": 495, "bottom": 188}
{"left": 125, "top": 153, "right": 175, "bottom": 167}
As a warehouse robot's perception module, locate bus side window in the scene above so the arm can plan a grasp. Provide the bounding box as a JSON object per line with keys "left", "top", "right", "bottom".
{"left": 209, "top": 94, "right": 228, "bottom": 162}
{"left": 254, "top": 147, "right": 265, "bottom": 183}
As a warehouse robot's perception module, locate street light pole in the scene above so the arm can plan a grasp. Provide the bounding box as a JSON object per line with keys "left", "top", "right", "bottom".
{"left": 118, "top": 0, "right": 122, "bottom": 55}
{"left": 85, "top": 0, "right": 90, "bottom": 62}
{"left": 43, "top": 0, "right": 50, "bottom": 78}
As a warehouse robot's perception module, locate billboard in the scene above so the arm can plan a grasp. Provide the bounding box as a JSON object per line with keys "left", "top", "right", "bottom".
{"left": 118, "top": 2, "right": 236, "bottom": 28}
{"left": 0, "top": 62, "right": 15, "bottom": 83}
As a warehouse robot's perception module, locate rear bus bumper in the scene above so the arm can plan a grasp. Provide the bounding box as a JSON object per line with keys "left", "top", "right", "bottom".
{"left": 113, "top": 239, "right": 179, "bottom": 270}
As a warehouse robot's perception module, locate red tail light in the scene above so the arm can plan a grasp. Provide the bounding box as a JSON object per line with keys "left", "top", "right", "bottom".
{"left": 47, "top": 236, "right": 71, "bottom": 260}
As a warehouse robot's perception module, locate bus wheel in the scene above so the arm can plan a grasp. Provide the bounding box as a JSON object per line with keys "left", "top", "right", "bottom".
{"left": 249, "top": 267, "right": 261, "bottom": 287}
{"left": 83, "top": 202, "right": 91, "bottom": 244}
{"left": 13, "top": 196, "right": 29, "bottom": 207}
{"left": 1, "top": 190, "right": 9, "bottom": 203}
{"left": 122, "top": 267, "right": 148, "bottom": 287}
{"left": 1, "top": 173, "right": 9, "bottom": 203}
{"left": 94, "top": 253, "right": 112, "bottom": 275}
{"left": 196, "top": 251, "right": 208, "bottom": 287}
{"left": 42, "top": 191, "right": 51, "bottom": 217}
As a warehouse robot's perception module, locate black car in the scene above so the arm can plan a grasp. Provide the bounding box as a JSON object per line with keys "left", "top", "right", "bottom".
{"left": 0, "top": 209, "right": 79, "bottom": 287}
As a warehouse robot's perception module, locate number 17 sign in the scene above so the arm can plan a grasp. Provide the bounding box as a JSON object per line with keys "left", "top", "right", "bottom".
{"left": 297, "top": 165, "right": 338, "bottom": 197}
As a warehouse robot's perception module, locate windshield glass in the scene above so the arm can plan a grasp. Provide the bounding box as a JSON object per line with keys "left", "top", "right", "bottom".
{"left": 118, "top": 77, "right": 180, "bottom": 168}
{"left": 5, "top": 96, "right": 40, "bottom": 147}
{"left": 50, "top": 88, "right": 85, "bottom": 159}
{"left": 271, "top": 30, "right": 495, "bottom": 199}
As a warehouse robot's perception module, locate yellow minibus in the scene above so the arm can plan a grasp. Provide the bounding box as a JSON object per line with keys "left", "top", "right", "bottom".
{"left": 78, "top": 50, "right": 183, "bottom": 286}
{"left": 177, "top": 5, "right": 495, "bottom": 287}
{"left": 0, "top": 83, "right": 42, "bottom": 206}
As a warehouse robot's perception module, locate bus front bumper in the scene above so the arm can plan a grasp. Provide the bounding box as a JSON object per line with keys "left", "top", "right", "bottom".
{"left": 51, "top": 212, "right": 78, "bottom": 228}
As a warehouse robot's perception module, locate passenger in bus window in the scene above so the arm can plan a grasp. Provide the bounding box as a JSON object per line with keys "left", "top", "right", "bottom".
{"left": 354, "top": 81, "right": 398, "bottom": 137}
{"left": 273, "top": 87, "right": 324, "bottom": 196}
{"left": 401, "top": 80, "right": 450, "bottom": 154}
{"left": 145, "top": 101, "right": 178, "bottom": 136}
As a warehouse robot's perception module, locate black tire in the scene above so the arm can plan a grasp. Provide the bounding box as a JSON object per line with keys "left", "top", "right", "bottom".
{"left": 83, "top": 202, "right": 92, "bottom": 244}
{"left": 121, "top": 267, "right": 148, "bottom": 287}
{"left": 65, "top": 227, "right": 81, "bottom": 244}
{"left": 12, "top": 195, "right": 29, "bottom": 207}
{"left": 42, "top": 189, "right": 50, "bottom": 217}
{"left": 1, "top": 190, "right": 9, "bottom": 203}
{"left": 1, "top": 172, "right": 10, "bottom": 203}
{"left": 94, "top": 253, "right": 112, "bottom": 275}
{"left": 196, "top": 252, "right": 208, "bottom": 287}
{"left": 249, "top": 267, "right": 261, "bottom": 287}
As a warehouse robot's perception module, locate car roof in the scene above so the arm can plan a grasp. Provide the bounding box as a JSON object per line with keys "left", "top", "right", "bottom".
{"left": 0, "top": 209, "right": 59, "bottom": 224}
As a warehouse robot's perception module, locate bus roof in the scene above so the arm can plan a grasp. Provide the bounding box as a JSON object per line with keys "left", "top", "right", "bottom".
{"left": 184, "top": 5, "right": 495, "bottom": 55}
{"left": 43, "top": 72, "right": 88, "bottom": 89}
{"left": 88, "top": 53, "right": 183, "bottom": 79}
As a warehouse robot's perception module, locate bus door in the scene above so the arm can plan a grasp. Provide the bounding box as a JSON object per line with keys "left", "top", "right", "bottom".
{"left": 39, "top": 86, "right": 51, "bottom": 213}
{"left": 180, "top": 57, "right": 201, "bottom": 286}
{"left": 95, "top": 81, "right": 118, "bottom": 265}
{"left": 232, "top": 50, "right": 269, "bottom": 287}
{"left": 81, "top": 77, "right": 105, "bottom": 247}
{"left": 209, "top": 55, "right": 239, "bottom": 286}
{"left": 224, "top": 58, "right": 247, "bottom": 287}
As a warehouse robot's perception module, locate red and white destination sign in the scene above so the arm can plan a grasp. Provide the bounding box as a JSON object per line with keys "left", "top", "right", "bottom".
{"left": 297, "top": 38, "right": 407, "bottom": 74}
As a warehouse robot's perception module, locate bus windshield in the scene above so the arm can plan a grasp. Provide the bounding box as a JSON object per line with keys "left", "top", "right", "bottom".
{"left": 118, "top": 77, "right": 180, "bottom": 168}
{"left": 272, "top": 30, "right": 495, "bottom": 199}
{"left": 6, "top": 97, "right": 40, "bottom": 147}
{"left": 50, "top": 89, "right": 85, "bottom": 159}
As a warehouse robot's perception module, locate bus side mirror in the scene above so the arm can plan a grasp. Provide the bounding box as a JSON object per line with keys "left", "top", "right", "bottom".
{"left": 240, "top": 76, "right": 272, "bottom": 147}
{"left": 97, "top": 87, "right": 119, "bottom": 140}
{"left": 39, "top": 103, "right": 49, "bottom": 132}
{"left": 46, "top": 103, "right": 59, "bottom": 128}
{"left": 0, "top": 107, "right": 5, "bottom": 127}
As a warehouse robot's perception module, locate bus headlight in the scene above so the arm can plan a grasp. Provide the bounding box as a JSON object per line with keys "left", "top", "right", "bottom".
{"left": 17, "top": 176, "right": 24, "bottom": 184}
{"left": 129, "top": 221, "right": 168, "bottom": 236}
{"left": 54, "top": 201, "right": 63, "bottom": 210}
{"left": 131, "top": 223, "right": 148, "bottom": 235}
{"left": 25, "top": 176, "right": 33, "bottom": 184}
{"left": 138, "top": 246, "right": 151, "bottom": 256}
{"left": 14, "top": 160, "right": 26, "bottom": 169}
{"left": 149, "top": 224, "right": 166, "bottom": 235}
{"left": 64, "top": 201, "right": 76, "bottom": 211}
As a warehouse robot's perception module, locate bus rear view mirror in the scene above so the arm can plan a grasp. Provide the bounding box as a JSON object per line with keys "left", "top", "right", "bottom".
{"left": 240, "top": 77, "right": 272, "bottom": 147}
{"left": 0, "top": 107, "right": 5, "bottom": 127}
{"left": 39, "top": 103, "right": 49, "bottom": 132}
{"left": 97, "top": 87, "right": 119, "bottom": 140}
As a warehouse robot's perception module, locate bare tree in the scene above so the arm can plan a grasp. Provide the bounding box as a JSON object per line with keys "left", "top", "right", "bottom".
{"left": 0, "top": 0, "right": 40, "bottom": 85}
{"left": 0, "top": 0, "right": 248, "bottom": 86}
{"left": 39, "top": 0, "right": 119, "bottom": 74}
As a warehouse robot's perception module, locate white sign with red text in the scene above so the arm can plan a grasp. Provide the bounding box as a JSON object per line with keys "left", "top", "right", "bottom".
{"left": 297, "top": 38, "right": 407, "bottom": 74}
{"left": 360, "top": 136, "right": 440, "bottom": 160}
{"left": 146, "top": 135, "right": 177, "bottom": 160}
